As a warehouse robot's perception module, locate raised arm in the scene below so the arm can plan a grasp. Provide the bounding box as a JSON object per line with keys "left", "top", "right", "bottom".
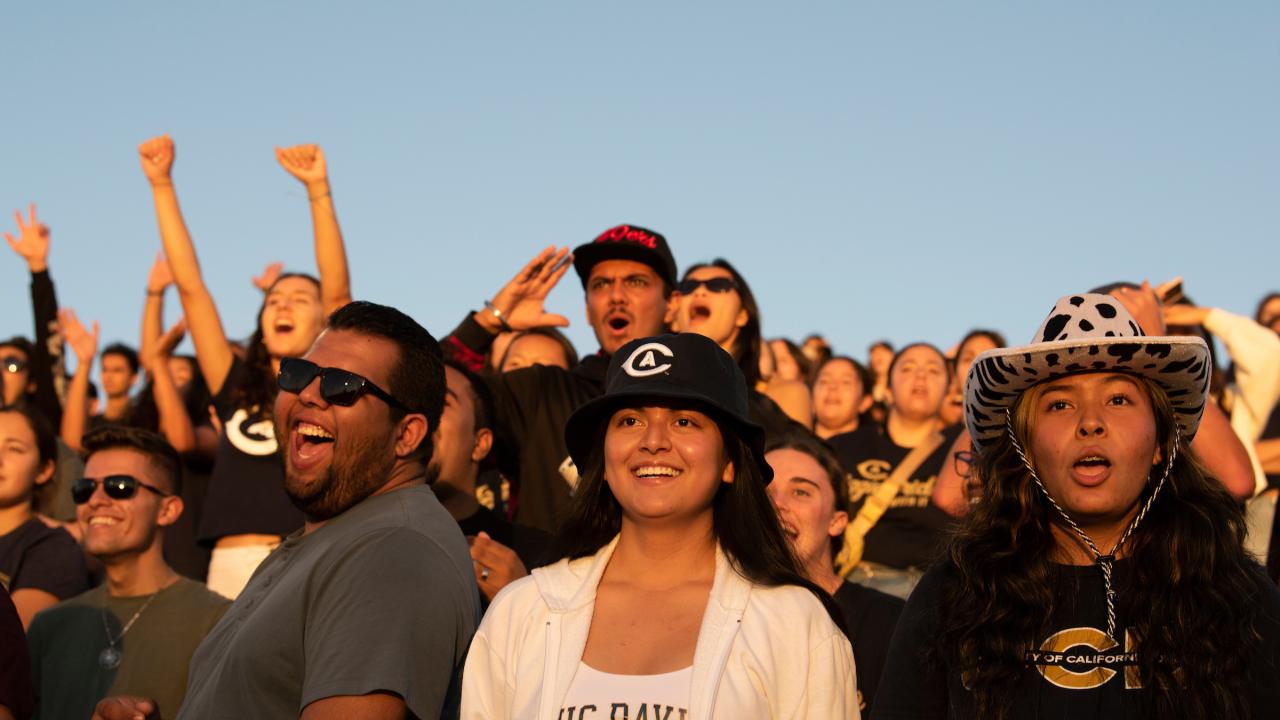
{"left": 4, "top": 205, "right": 65, "bottom": 423}
{"left": 141, "top": 318, "right": 199, "bottom": 454}
{"left": 139, "top": 252, "right": 173, "bottom": 366}
{"left": 138, "top": 135, "right": 235, "bottom": 396}
{"left": 58, "top": 308, "right": 98, "bottom": 452}
{"left": 276, "top": 144, "right": 351, "bottom": 314}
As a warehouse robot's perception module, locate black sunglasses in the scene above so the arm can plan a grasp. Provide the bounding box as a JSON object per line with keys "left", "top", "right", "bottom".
{"left": 277, "top": 357, "right": 407, "bottom": 410}
{"left": 676, "top": 277, "right": 738, "bottom": 295}
{"left": 72, "top": 475, "right": 170, "bottom": 505}
{"left": 2, "top": 355, "right": 28, "bottom": 374}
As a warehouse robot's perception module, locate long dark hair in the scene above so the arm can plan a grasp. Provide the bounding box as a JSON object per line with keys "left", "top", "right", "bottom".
{"left": 932, "top": 376, "right": 1264, "bottom": 719}
{"left": 681, "top": 259, "right": 763, "bottom": 386}
{"left": 234, "top": 272, "right": 321, "bottom": 416}
{"left": 551, "top": 410, "right": 847, "bottom": 632}
{"left": 125, "top": 355, "right": 213, "bottom": 435}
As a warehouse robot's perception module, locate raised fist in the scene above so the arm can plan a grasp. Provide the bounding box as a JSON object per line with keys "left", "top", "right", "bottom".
{"left": 138, "top": 135, "right": 175, "bottom": 184}
{"left": 275, "top": 144, "right": 328, "bottom": 186}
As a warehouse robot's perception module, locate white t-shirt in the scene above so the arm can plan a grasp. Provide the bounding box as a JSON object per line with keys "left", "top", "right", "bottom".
{"left": 559, "top": 662, "right": 692, "bottom": 720}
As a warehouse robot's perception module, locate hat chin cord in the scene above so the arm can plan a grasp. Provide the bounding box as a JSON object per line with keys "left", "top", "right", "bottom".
{"left": 1004, "top": 409, "right": 1178, "bottom": 642}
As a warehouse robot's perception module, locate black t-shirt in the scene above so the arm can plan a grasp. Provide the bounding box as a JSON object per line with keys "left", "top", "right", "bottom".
{"left": 457, "top": 505, "right": 552, "bottom": 571}
{"left": 873, "top": 560, "right": 1280, "bottom": 719}
{"left": 0, "top": 517, "right": 89, "bottom": 600}
{"left": 835, "top": 580, "right": 905, "bottom": 717}
{"left": 0, "top": 587, "right": 34, "bottom": 719}
{"left": 197, "top": 356, "right": 303, "bottom": 543}
{"left": 829, "top": 423, "right": 960, "bottom": 569}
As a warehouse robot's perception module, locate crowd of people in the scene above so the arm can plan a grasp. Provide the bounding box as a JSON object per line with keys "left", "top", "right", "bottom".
{"left": 1, "top": 136, "right": 1279, "bottom": 719}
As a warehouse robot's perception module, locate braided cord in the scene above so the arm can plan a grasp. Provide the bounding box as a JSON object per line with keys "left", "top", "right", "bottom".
{"left": 1005, "top": 409, "right": 1178, "bottom": 641}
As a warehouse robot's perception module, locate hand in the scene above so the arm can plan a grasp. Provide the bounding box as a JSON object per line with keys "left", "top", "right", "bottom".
{"left": 251, "top": 261, "right": 284, "bottom": 292}
{"left": 469, "top": 531, "right": 529, "bottom": 601}
{"left": 146, "top": 252, "right": 174, "bottom": 294}
{"left": 275, "top": 144, "right": 328, "bottom": 187}
{"left": 59, "top": 308, "right": 99, "bottom": 366}
{"left": 4, "top": 204, "right": 50, "bottom": 272}
{"left": 1109, "top": 280, "right": 1166, "bottom": 335}
{"left": 483, "top": 246, "right": 572, "bottom": 333}
{"left": 92, "top": 695, "right": 159, "bottom": 720}
{"left": 142, "top": 318, "right": 187, "bottom": 372}
{"left": 138, "top": 135, "right": 175, "bottom": 185}
{"left": 1163, "top": 303, "right": 1210, "bottom": 328}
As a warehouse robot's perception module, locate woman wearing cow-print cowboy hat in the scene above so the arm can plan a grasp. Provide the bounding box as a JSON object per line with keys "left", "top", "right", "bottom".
{"left": 461, "top": 333, "right": 856, "bottom": 719}
{"left": 873, "top": 294, "right": 1280, "bottom": 720}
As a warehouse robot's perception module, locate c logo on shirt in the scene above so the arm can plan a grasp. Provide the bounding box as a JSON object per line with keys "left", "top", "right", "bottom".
{"left": 1028, "top": 627, "right": 1141, "bottom": 691}
{"left": 621, "top": 342, "right": 674, "bottom": 378}
{"left": 226, "top": 408, "right": 278, "bottom": 457}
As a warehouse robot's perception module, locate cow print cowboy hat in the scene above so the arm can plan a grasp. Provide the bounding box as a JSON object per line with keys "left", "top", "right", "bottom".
{"left": 964, "top": 293, "right": 1211, "bottom": 450}
{"left": 564, "top": 333, "right": 772, "bottom": 483}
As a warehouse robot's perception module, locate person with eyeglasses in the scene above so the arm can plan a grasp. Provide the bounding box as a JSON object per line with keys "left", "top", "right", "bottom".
{"left": 26, "top": 426, "right": 228, "bottom": 720}
{"left": 670, "top": 258, "right": 812, "bottom": 434}
{"left": 137, "top": 135, "right": 354, "bottom": 599}
{"left": 0, "top": 406, "right": 88, "bottom": 628}
{"left": 94, "top": 301, "right": 477, "bottom": 720}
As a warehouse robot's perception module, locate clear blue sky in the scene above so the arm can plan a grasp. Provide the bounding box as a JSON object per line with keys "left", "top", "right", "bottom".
{"left": 3, "top": 2, "right": 1277, "bottom": 378}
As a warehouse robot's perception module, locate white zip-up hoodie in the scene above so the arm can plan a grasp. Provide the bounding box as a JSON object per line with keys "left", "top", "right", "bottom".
{"left": 461, "top": 535, "right": 858, "bottom": 719}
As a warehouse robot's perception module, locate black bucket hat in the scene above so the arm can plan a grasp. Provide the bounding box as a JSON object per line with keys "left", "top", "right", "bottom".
{"left": 564, "top": 333, "right": 771, "bottom": 483}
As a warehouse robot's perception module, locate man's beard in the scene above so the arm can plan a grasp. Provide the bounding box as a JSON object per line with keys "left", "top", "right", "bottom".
{"left": 284, "top": 433, "right": 397, "bottom": 522}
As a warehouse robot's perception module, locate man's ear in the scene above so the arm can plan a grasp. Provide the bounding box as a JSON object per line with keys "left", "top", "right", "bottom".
{"left": 395, "top": 414, "right": 431, "bottom": 459}
{"left": 471, "top": 428, "right": 494, "bottom": 463}
{"left": 157, "top": 495, "right": 185, "bottom": 527}
{"left": 664, "top": 293, "right": 679, "bottom": 327}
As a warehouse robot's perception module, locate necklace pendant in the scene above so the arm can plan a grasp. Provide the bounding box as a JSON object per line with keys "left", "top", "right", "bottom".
{"left": 99, "top": 646, "right": 122, "bottom": 670}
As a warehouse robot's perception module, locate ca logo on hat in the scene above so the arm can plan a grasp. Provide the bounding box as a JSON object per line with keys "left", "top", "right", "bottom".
{"left": 621, "top": 341, "right": 675, "bottom": 378}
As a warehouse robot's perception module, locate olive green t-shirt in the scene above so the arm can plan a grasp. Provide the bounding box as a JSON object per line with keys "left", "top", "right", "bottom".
{"left": 27, "top": 577, "right": 229, "bottom": 720}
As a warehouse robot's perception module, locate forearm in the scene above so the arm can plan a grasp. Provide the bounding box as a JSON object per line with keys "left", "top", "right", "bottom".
{"left": 60, "top": 364, "right": 91, "bottom": 451}
{"left": 151, "top": 363, "right": 196, "bottom": 453}
{"left": 139, "top": 291, "right": 164, "bottom": 366}
{"left": 1258, "top": 438, "right": 1280, "bottom": 475}
{"left": 306, "top": 180, "right": 353, "bottom": 314}
{"left": 1191, "top": 401, "right": 1257, "bottom": 500}
{"left": 28, "top": 270, "right": 65, "bottom": 421}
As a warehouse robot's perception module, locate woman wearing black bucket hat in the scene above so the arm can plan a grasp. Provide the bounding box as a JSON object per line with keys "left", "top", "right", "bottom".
{"left": 872, "top": 294, "right": 1280, "bottom": 720}
{"left": 461, "top": 333, "right": 856, "bottom": 719}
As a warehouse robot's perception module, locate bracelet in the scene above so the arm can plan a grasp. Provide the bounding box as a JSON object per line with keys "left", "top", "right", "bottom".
{"left": 146, "top": 289, "right": 164, "bottom": 297}
{"left": 483, "top": 301, "right": 513, "bottom": 333}
{"left": 308, "top": 190, "right": 331, "bottom": 202}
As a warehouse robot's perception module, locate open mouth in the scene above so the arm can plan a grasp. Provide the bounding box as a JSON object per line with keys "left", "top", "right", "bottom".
{"left": 689, "top": 304, "right": 712, "bottom": 322}
{"left": 633, "top": 465, "right": 682, "bottom": 482}
{"left": 274, "top": 318, "right": 296, "bottom": 336}
{"left": 292, "top": 421, "right": 335, "bottom": 468}
{"left": 1071, "top": 454, "right": 1111, "bottom": 484}
{"left": 778, "top": 520, "right": 799, "bottom": 539}
{"left": 607, "top": 315, "right": 631, "bottom": 333}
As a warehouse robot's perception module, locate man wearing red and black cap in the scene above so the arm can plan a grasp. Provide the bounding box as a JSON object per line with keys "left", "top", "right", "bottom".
{"left": 444, "top": 224, "right": 677, "bottom": 532}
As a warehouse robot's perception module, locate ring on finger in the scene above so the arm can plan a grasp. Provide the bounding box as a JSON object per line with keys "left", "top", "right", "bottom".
{"left": 479, "top": 566, "right": 490, "bottom": 581}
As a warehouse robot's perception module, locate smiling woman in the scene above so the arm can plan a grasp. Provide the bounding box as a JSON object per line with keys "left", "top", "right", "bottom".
{"left": 461, "top": 333, "right": 855, "bottom": 719}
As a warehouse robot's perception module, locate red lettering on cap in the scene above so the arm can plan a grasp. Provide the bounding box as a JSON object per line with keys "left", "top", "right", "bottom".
{"left": 594, "top": 225, "right": 657, "bottom": 250}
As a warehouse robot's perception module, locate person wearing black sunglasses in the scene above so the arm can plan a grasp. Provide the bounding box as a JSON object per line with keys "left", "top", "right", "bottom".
{"left": 95, "top": 301, "right": 478, "bottom": 720}
{"left": 671, "top": 259, "right": 811, "bottom": 439}
{"left": 26, "top": 426, "right": 229, "bottom": 720}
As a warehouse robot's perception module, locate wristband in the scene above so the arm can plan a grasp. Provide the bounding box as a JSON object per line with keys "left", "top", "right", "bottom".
{"left": 483, "top": 301, "right": 513, "bottom": 333}
{"left": 308, "top": 190, "right": 331, "bottom": 202}
{"left": 146, "top": 290, "right": 164, "bottom": 297}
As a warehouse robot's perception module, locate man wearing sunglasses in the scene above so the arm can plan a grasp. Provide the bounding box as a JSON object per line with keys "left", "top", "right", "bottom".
{"left": 26, "top": 426, "right": 229, "bottom": 720}
{"left": 443, "top": 224, "right": 677, "bottom": 534}
{"left": 95, "top": 301, "right": 477, "bottom": 720}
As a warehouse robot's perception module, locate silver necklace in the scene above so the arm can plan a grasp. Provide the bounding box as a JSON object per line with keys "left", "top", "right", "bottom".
{"left": 99, "top": 592, "right": 161, "bottom": 670}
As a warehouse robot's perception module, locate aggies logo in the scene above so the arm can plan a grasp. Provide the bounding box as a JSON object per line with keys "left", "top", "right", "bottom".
{"left": 1028, "top": 627, "right": 1141, "bottom": 691}
{"left": 621, "top": 342, "right": 675, "bottom": 378}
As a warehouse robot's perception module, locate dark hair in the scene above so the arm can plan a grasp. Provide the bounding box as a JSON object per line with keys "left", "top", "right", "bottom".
{"left": 0, "top": 336, "right": 34, "bottom": 359}
{"left": 931, "top": 377, "right": 1264, "bottom": 720}
{"left": 773, "top": 337, "right": 813, "bottom": 385}
{"left": 956, "top": 329, "right": 1006, "bottom": 358}
{"left": 81, "top": 425, "right": 183, "bottom": 496}
{"left": 1255, "top": 292, "right": 1280, "bottom": 326}
{"left": 443, "top": 359, "right": 493, "bottom": 433}
{"left": 765, "top": 430, "right": 849, "bottom": 560}
{"left": 100, "top": 343, "right": 140, "bottom": 375}
{"left": 86, "top": 381, "right": 99, "bottom": 401}
{"left": 124, "top": 355, "right": 212, "bottom": 436}
{"left": 681, "top": 259, "right": 763, "bottom": 386}
{"left": 233, "top": 273, "right": 321, "bottom": 420}
{"left": 550, "top": 411, "right": 848, "bottom": 634}
{"left": 498, "top": 327, "right": 580, "bottom": 371}
{"left": 326, "top": 301, "right": 445, "bottom": 462}
{"left": 816, "top": 355, "right": 871, "bottom": 397}
{"left": 868, "top": 339, "right": 894, "bottom": 354}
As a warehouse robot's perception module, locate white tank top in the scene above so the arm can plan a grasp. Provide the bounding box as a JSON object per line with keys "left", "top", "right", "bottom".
{"left": 558, "top": 662, "right": 693, "bottom": 720}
